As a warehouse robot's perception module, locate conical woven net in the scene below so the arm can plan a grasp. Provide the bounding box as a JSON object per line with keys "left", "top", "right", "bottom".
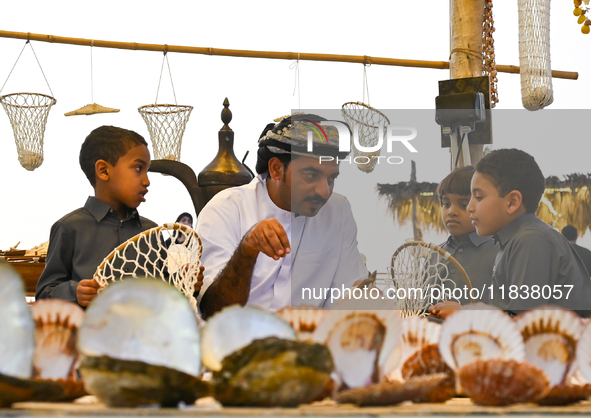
{"left": 0, "top": 93, "right": 56, "bottom": 171}
{"left": 342, "top": 102, "right": 390, "bottom": 173}
{"left": 94, "top": 223, "right": 202, "bottom": 316}
{"left": 138, "top": 104, "right": 193, "bottom": 161}
{"left": 518, "top": 0, "right": 553, "bottom": 110}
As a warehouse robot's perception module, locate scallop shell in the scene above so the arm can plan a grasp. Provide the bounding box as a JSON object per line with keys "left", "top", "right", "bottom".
{"left": 574, "top": 321, "right": 591, "bottom": 383}
{"left": 30, "top": 299, "right": 84, "bottom": 380}
{"left": 401, "top": 344, "right": 454, "bottom": 381}
{"left": 78, "top": 278, "right": 201, "bottom": 377}
{"left": 201, "top": 305, "right": 296, "bottom": 372}
{"left": 335, "top": 373, "right": 454, "bottom": 406}
{"left": 536, "top": 384, "right": 591, "bottom": 406}
{"left": 0, "top": 262, "right": 35, "bottom": 379}
{"left": 458, "top": 359, "right": 550, "bottom": 406}
{"left": 275, "top": 305, "right": 327, "bottom": 341}
{"left": 438, "top": 307, "right": 524, "bottom": 371}
{"left": 515, "top": 307, "right": 583, "bottom": 387}
{"left": 312, "top": 309, "right": 402, "bottom": 388}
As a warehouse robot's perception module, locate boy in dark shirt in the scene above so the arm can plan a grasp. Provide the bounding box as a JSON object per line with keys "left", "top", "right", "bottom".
{"left": 36, "top": 126, "right": 158, "bottom": 307}
{"left": 467, "top": 148, "right": 591, "bottom": 316}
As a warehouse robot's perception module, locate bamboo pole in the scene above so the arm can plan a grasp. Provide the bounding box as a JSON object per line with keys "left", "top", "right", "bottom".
{"left": 450, "top": 0, "right": 486, "bottom": 166}
{"left": 0, "top": 30, "right": 578, "bottom": 80}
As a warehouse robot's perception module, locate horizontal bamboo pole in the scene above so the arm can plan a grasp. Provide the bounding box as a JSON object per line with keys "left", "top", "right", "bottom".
{"left": 0, "top": 30, "right": 578, "bottom": 80}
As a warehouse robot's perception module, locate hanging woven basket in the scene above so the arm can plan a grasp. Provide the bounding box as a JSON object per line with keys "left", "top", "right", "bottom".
{"left": 138, "top": 104, "right": 193, "bottom": 161}
{"left": 0, "top": 92, "right": 56, "bottom": 171}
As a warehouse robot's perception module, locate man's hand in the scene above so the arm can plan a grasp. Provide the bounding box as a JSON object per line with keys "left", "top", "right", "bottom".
{"left": 429, "top": 301, "right": 463, "bottom": 320}
{"left": 77, "top": 279, "right": 100, "bottom": 307}
{"left": 194, "top": 265, "right": 204, "bottom": 294}
{"left": 242, "top": 219, "right": 291, "bottom": 260}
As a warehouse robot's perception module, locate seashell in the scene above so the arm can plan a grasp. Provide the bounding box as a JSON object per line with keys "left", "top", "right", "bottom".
{"left": 275, "top": 305, "right": 327, "bottom": 341}
{"left": 536, "top": 384, "right": 591, "bottom": 406}
{"left": 77, "top": 279, "right": 204, "bottom": 407}
{"left": 211, "top": 336, "right": 333, "bottom": 407}
{"left": 312, "top": 309, "right": 401, "bottom": 388}
{"left": 0, "top": 373, "right": 63, "bottom": 407}
{"left": 458, "top": 359, "right": 550, "bottom": 406}
{"left": 439, "top": 307, "right": 524, "bottom": 371}
{"left": 201, "top": 305, "right": 296, "bottom": 372}
{"left": 401, "top": 344, "right": 454, "bottom": 381}
{"left": 335, "top": 373, "right": 454, "bottom": 406}
{"left": 0, "top": 262, "right": 35, "bottom": 379}
{"left": 574, "top": 321, "right": 591, "bottom": 383}
{"left": 515, "top": 307, "right": 583, "bottom": 387}
{"left": 390, "top": 317, "right": 441, "bottom": 380}
{"left": 30, "top": 299, "right": 84, "bottom": 380}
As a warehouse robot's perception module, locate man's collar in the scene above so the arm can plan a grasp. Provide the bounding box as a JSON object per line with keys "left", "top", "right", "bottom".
{"left": 84, "top": 196, "right": 140, "bottom": 223}
{"left": 493, "top": 213, "right": 536, "bottom": 246}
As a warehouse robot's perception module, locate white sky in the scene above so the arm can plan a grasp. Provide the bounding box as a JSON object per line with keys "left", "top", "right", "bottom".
{"left": 1, "top": 0, "right": 590, "bottom": 274}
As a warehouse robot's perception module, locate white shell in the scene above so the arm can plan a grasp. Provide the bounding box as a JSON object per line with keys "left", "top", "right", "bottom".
{"left": 439, "top": 306, "right": 524, "bottom": 371}
{"left": 516, "top": 307, "right": 583, "bottom": 387}
{"left": 77, "top": 278, "right": 201, "bottom": 377}
{"left": 575, "top": 321, "right": 591, "bottom": 383}
{"left": 0, "top": 262, "right": 35, "bottom": 379}
{"left": 201, "top": 305, "right": 296, "bottom": 372}
{"left": 275, "top": 305, "right": 327, "bottom": 341}
{"left": 312, "top": 309, "right": 402, "bottom": 388}
{"left": 30, "top": 299, "right": 84, "bottom": 380}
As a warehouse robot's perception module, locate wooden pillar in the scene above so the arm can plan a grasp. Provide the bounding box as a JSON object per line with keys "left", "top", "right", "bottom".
{"left": 450, "top": 0, "right": 485, "bottom": 166}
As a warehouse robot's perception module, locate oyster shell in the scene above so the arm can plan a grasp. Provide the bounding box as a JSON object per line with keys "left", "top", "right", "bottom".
{"left": 276, "top": 305, "right": 327, "bottom": 341}
{"left": 77, "top": 279, "right": 204, "bottom": 407}
{"left": 536, "top": 384, "right": 591, "bottom": 406}
{"left": 401, "top": 344, "right": 454, "bottom": 382}
{"left": 335, "top": 373, "right": 454, "bottom": 406}
{"left": 515, "top": 307, "right": 583, "bottom": 387}
{"left": 312, "top": 309, "right": 401, "bottom": 388}
{"left": 574, "top": 320, "right": 591, "bottom": 383}
{"left": 30, "top": 299, "right": 84, "bottom": 380}
{"left": 0, "top": 262, "right": 35, "bottom": 379}
{"left": 439, "top": 307, "right": 524, "bottom": 371}
{"left": 201, "top": 305, "right": 296, "bottom": 371}
{"left": 211, "top": 336, "right": 333, "bottom": 407}
{"left": 458, "top": 359, "right": 550, "bottom": 406}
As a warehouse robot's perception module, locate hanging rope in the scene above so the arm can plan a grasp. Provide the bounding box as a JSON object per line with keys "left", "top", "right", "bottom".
{"left": 289, "top": 53, "right": 301, "bottom": 110}
{"left": 362, "top": 64, "right": 370, "bottom": 105}
{"left": 155, "top": 47, "right": 178, "bottom": 105}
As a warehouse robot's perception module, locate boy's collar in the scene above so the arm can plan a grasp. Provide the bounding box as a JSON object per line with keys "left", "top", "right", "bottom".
{"left": 493, "top": 213, "right": 537, "bottom": 246}
{"left": 448, "top": 231, "right": 491, "bottom": 247}
{"left": 85, "top": 196, "right": 140, "bottom": 223}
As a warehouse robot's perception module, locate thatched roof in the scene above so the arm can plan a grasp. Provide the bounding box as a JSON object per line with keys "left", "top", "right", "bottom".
{"left": 377, "top": 173, "right": 591, "bottom": 235}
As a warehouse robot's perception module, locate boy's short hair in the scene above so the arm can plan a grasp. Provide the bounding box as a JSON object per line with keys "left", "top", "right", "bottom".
{"left": 436, "top": 165, "right": 475, "bottom": 202}
{"left": 562, "top": 225, "right": 578, "bottom": 241}
{"left": 475, "top": 148, "right": 545, "bottom": 213}
{"left": 79, "top": 126, "right": 148, "bottom": 186}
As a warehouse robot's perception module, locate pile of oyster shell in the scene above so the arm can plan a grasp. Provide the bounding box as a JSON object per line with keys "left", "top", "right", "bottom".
{"left": 3, "top": 259, "right": 591, "bottom": 408}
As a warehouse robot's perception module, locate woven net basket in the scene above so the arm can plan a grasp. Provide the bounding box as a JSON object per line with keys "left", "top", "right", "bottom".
{"left": 0, "top": 93, "right": 56, "bottom": 171}
{"left": 138, "top": 104, "right": 193, "bottom": 161}
{"left": 518, "top": 0, "right": 553, "bottom": 110}
{"left": 342, "top": 102, "right": 390, "bottom": 173}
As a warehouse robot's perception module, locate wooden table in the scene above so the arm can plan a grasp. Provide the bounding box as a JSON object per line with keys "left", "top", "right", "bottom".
{"left": 1, "top": 256, "right": 44, "bottom": 295}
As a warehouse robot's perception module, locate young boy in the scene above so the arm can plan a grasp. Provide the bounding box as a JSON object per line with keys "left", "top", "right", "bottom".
{"left": 467, "top": 148, "right": 591, "bottom": 316}
{"left": 36, "top": 126, "right": 158, "bottom": 307}
{"left": 435, "top": 166, "right": 498, "bottom": 304}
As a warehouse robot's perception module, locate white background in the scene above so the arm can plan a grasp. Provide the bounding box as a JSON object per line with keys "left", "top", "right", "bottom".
{"left": 0, "top": 0, "right": 590, "bottom": 274}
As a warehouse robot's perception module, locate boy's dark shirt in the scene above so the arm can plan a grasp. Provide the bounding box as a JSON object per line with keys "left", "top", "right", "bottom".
{"left": 486, "top": 213, "right": 591, "bottom": 316}
{"left": 36, "top": 196, "right": 158, "bottom": 305}
{"left": 440, "top": 231, "right": 498, "bottom": 303}
{"left": 572, "top": 243, "right": 591, "bottom": 278}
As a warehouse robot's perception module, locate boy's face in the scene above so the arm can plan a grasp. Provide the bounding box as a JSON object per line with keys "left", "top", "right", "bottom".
{"left": 467, "top": 172, "right": 511, "bottom": 237}
{"left": 441, "top": 193, "right": 475, "bottom": 238}
{"left": 107, "top": 144, "right": 151, "bottom": 210}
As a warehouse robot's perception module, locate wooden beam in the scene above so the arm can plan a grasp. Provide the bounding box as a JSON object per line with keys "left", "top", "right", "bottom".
{"left": 0, "top": 30, "right": 578, "bottom": 80}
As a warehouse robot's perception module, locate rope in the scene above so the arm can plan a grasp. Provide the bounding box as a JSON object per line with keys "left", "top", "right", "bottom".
{"left": 449, "top": 47, "right": 482, "bottom": 61}
{"left": 90, "top": 40, "right": 94, "bottom": 103}
{"left": 289, "top": 53, "right": 301, "bottom": 110}
{"left": 29, "top": 41, "right": 54, "bottom": 97}
{"left": 155, "top": 48, "right": 178, "bottom": 105}
{"left": 0, "top": 41, "right": 28, "bottom": 95}
{"left": 362, "top": 64, "right": 370, "bottom": 105}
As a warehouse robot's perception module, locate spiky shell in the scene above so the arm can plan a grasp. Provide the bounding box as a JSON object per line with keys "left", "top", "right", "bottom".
{"left": 575, "top": 321, "right": 591, "bottom": 383}
{"left": 201, "top": 305, "right": 296, "bottom": 372}
{"left": 458, "top": 359, "right": 550, "bottom": 406}
{"left": 335, "top": 373, "right": 454, "bottom": 406}
{"left": 438, "top": 307, "right": 524, "bottom": 371}
{"left": 0, "top": 262, "right": 35, "bottom": 379}
{"left": 30, "top": 299, "right": 84, "bottom": 380}
{"left": 312, "top": 309, "right": 402, "bottom": 388}
{"left": 401, "top": 344, "right": 454, "bottom": 381}
{"left": 79, "top": 356, "right": 210, "bottom": 407}
{"left": 275, "top": 305, "right": 327, "bottom": 341}
{"left": 211, "top": 336, "right": 333, "bottom": 407}
{"left": 515, "top": 307, "right": 583, "bottom": 387}
{"left": 77, "top": 278, "right": 201, "bottom": 377}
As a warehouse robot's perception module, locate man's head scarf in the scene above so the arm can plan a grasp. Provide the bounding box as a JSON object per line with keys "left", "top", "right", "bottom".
{"left": 256, "top": 113, "right": 351, "bottom": 174}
